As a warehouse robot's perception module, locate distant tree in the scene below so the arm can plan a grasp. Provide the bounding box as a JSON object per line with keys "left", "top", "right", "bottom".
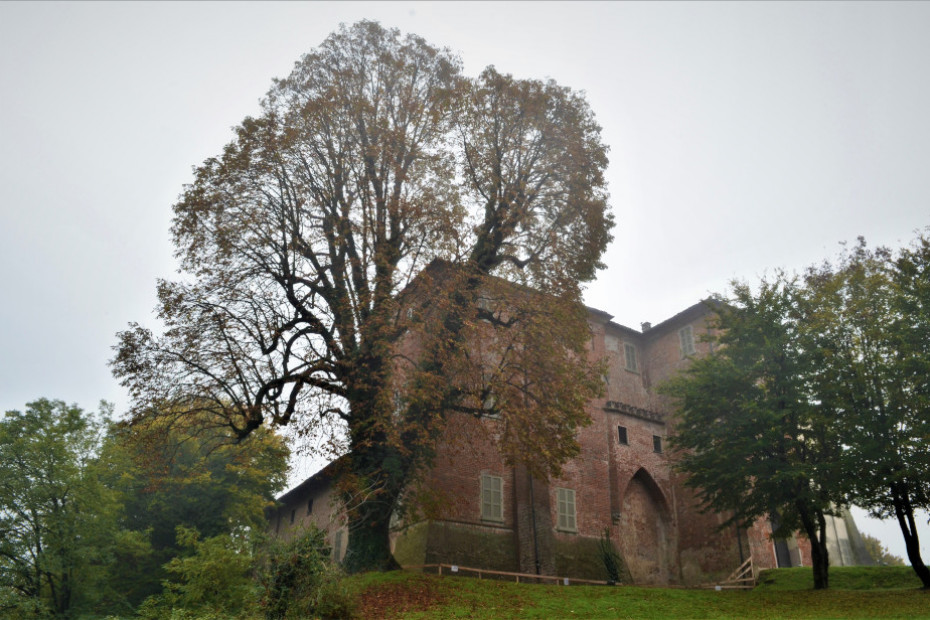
{"left": 113, "top": 20, "right": 612, "bottom": 572}
{"left": 99, "top": 413, "right": 289, "bottom": 607}
{"left": 0, "top": 399, "right": 120, "bottom": 616}
{"left": 662, "top": 279, "right": 845, "bottom": 589}
{"left": 802, "top": 236, "right": 930, "bottom": 588}
{"left": 860, "top": 533, "right": 906, "bottom": 567}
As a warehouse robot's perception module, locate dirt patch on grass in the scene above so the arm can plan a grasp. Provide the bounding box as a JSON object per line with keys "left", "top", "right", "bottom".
{"left": 355, "top": 575, "right": 450, "bottom": 619}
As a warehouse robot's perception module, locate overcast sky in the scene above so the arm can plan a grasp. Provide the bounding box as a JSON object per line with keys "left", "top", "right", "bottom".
{"left": 1, "top": 2, "right": 928, "bottom": 561}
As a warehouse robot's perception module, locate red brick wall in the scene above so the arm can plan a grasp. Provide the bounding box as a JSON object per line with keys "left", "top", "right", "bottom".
{"left": 275, "top": 300, "right": 785, "bottom": 584}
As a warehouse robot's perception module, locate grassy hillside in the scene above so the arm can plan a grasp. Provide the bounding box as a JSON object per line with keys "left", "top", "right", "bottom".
{"left": 347, "top": 567, "right": 928, "bottom": 619}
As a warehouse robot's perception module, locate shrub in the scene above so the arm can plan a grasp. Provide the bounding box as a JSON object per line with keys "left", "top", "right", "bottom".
{"left": 598, "top": 527, "right": 624, "bottom": 585}
{"left": 137, "top": 526, "right": 258, "bottom": 619}
{"left": 258, "top": 526, "right": 353, "bottom": 619}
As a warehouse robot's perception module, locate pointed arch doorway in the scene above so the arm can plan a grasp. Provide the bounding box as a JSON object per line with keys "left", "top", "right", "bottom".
{"left": 618, "top": 468, "right": 672, "bottom": 585}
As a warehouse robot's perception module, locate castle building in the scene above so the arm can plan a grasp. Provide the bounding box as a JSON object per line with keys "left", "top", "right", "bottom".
{"left": 270, "top": 300, "right": 870, "bottom": 584}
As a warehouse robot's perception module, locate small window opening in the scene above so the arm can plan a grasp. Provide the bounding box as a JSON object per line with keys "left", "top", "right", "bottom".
{"left": 290, "top": 509, "right": 296, "bottom": 524}
{"left": 307, "top": 498, "right": 313, "bottom": 515}
{"left": 653, "top": 435, "right": 663, "bottom": 453}
{"left": 618, "top": 426, "right": 628, "bottom": 445}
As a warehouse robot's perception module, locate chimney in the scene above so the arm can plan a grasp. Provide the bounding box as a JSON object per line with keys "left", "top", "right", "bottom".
{"left": 641, "top": 322, "right": 652, "bottom": 332}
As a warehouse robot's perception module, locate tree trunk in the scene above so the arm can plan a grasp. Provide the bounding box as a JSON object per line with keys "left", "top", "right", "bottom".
{"left": 892, "top": 484, "right": 930, "bottom": 589}
{"left": 342, "top": 491, "right": 401, "bottom": 574}
{"left": 340, "top": 393, "right": 407, "bottom": 574}
{"left": 797, "top": 502, "right": 830, "bottom": 590}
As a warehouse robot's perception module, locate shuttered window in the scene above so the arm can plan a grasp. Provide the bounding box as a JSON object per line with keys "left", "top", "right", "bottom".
{"left": 481, "top": 475, "right": 503, "bottom": 522}
{"left": 624, "top": 343, "right": 638, "bottom": 372}
{"left": 556, "top": 487, "right": 577, "bottom": 532}
{"left": 679, "top": 325, "right": 696, "bottom": 357}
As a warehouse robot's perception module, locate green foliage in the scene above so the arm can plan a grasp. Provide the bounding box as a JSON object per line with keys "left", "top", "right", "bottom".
{"left": 664, "top": 231, "right": 930, "bottom": 591}
{"left": 801, "top": 235, "right": 930, "bottom": 586}
{"left": 99, "top": 416, "right": 289, "bottom": 608}
{"left": 137, "top": 526, "right": 258, "bottom": 619}
{"left": 257, "top": 526, "right": 353, "bottom": 620}
{"left": 597, "top": 528, "right": 624, "bottom": 584}
{"left": 858, "top": 534, "right": 906, "bottom": 567}
{"left": 661, "top": 280, "right": 843, "bottom": 589}
{"left": 0, "top": 398, "right": 122, "bottom": 616}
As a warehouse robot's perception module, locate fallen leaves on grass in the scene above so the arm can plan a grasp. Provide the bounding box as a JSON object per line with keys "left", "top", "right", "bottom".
{"left": 356, "top": 575, "right": 450, "bottom": 619}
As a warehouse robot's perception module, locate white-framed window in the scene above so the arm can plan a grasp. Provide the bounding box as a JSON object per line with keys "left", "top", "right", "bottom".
{"left": 679, "top": 325, "right": 696, "bottom": 357}
{"left": 556, "top": 487, "right": 577, "bottom": 532}
{"left": 481, "top": 474, "right": 503, "bottom": 522}
{"left": 623, "top": 342, "right": 638, "bottom": 372}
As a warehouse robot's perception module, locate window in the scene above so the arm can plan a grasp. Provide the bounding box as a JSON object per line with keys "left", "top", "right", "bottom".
{"left": 481, "top": 475, "right": 503, "bottom": 522}
{"left": 556, "top": 488, "right": 577, "bottom": 532}
{"left": 290, "top": 509, "right": 296, "bottom": 524}
{"left": 307, "top": 498, "right": 314, "bottom": 515}
{"left": 623, "top": 343, "right": 638, "bottom": 372}
{"left": 606, "top": 335, "right": 620, "bottom": 353}
{"left": 653, "top": 435, "right": 663, "bottom": 453}
{"left": 679, "top": 325, "right": 696, "bottom": 357}
{"left": 618, "top": 426, "right": 628, "bottom": 445}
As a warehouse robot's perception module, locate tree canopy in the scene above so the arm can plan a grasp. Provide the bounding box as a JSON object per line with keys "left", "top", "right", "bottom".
{"left": 801, "top": 237, "right": 930, "bottom": 588}
{"left": 664, "top": 231, "right": 930, "bottom": 590}
{"left": 100, "top": 414, "right": 289, "bottom": 607}
{"left": 113, "top": 21, "right": 613, "bottom": 571}
{"left": 0, "top": 399, "right": 120, "bottom": 616}
{"left": 662, "top": 279, "right": 845, "bottom": 589}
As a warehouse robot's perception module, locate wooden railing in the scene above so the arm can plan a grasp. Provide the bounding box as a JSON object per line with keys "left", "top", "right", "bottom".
{"left": 701, "top": 557, "right": 755, "bottom": 590}
{"left": 406, "top": 558, "right": 757, "bottom": 590}
{"left": 403, "top": 563, "right": 614, "bottom": 586}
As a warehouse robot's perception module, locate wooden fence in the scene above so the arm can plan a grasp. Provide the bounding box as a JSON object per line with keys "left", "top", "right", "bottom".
{"left": 403, "top": 563, "right": 614, "bottom": 586}
{"left": 405, "top": 558, "right": 757, "bottom": 590}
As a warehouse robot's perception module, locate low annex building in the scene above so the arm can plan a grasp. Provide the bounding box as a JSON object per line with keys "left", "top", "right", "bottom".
{"left": 270, "top": 301, "right": 871, "bottom": 585}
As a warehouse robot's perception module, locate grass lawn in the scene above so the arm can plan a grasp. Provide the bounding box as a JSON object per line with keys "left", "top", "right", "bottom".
{"left": 346, "top": 566, "right": 928, "bottom": 619}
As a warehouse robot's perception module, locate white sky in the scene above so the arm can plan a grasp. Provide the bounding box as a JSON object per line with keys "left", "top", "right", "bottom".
{"left": 1, "top": 1, "right": 927, "bottom": 563}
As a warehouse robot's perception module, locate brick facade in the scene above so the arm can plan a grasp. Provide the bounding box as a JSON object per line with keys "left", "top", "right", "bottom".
{"left": 270, "top": 300, "right": 869, "bottom": 583}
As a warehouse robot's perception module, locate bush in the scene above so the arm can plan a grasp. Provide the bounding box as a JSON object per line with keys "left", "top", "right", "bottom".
{"left": 137, "top": 526, "right": 258, "bottom": 619}
{"left": 598, "top": 527, "right": 625, "bottom": 585}
{"left": 258, "top": 526, "right": 353, "bottom": 619}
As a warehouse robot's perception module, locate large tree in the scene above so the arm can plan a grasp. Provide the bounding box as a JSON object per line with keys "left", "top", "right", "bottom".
{"left": 113, "top": 21, "right": 612, "bottom": 572}
{"left": 662, "top": 279, "right": 845, "bottom": 589}
{"left": 802, "top": 236, "right": 930, "bottom": 588}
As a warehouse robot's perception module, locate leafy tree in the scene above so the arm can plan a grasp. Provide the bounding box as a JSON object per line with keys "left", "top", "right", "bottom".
{"left": 860, "top": 533, "right": 906, "bottom": 567}
{"left": 136, "top": 526, "right": 257, "bottom": 619}
{"left": 113, "top": 20, "right": 612, "bottom": 572}
{"left": 802, "top": 236, "right": 930, "bottom": 588}
{"left": 100, "top": 414, "right": 289, "bottom": 607}
{"left": 0, "top": 399, "right": 120, "bottom": 616}
{"left": 662, "top": 280, "right": 845, "bottom": 589}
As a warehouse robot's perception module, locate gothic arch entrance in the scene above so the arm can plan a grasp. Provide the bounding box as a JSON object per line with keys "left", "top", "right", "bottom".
{"left": 618, "top": 468, "right": 671, "bottom": 585}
